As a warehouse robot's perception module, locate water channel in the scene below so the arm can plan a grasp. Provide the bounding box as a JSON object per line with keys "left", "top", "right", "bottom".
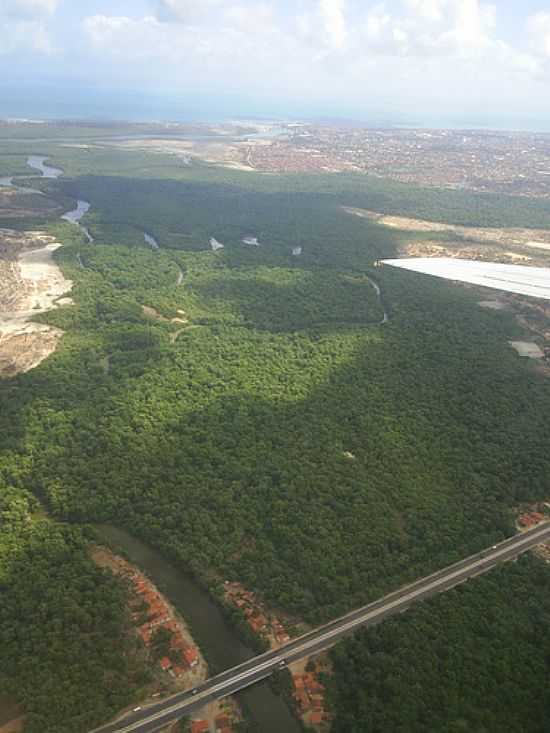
{"left": 143, "top": 232, "right": 159, "bottom": 250}
{"left": 369, "top": 277, "right": 389, "bottom": 324}
{"left": 94, "top": 525, "right": 301, "bottom": 733}
{"left": 26, "top": 154, "right": 64, "bottom": 179}
{"left": 62, "top": 199, "right": 94, "bottom": 242}
{"left": 19, "top": 155, "right": 94, "bottom": 241}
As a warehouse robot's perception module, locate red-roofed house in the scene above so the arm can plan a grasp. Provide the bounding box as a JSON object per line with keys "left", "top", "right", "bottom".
{"left": 249, "top": 615, "right": 267, "bottom": 633}
{"left": 191, "top": 722, "right": 209, "bottom": 733}
{"left": 215, "top": 715, "right": 230, "bottom": 730}
{"left": 183, "top": 647, "right": 199, "bottom": 667}
{"left": 138, "top": 627, "right": 151, "bottom": 643}
{"left": 159, "top": 657, "right": 172, "bottom": 672}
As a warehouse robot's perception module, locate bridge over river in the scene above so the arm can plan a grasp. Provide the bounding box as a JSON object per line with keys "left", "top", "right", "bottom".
{"left": 91, "top": 522, "right": 550, "bottom": 733}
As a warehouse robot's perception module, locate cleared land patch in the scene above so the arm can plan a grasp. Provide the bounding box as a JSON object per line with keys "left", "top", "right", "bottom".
{"left": 343, "top": 207, "right": 550, "bottom": 266}
{"left": 509, "top": 341, "right": 545, "bottom": 358}
{"left": 0, "top": 229, "right": 72, "bottom": 377}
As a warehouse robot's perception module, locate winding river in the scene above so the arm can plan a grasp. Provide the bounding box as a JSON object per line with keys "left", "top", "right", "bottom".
{"left": 20, "top": 155, "right": 94, "bottom": 241}
{"left": 95, "top": 525, "right": 301, "bottom": 733}
{"left": 26, "top": 154, "right": 64, "bottom": 179}
{"left": 62, "top": 199, "right": 94, "bottom": 242}
{"left": 369, "top": 277, "right": 389, "bottom": 324}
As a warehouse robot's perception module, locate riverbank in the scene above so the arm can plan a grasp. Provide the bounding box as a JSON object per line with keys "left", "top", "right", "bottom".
{"left": 223, "top": 581, "right": 332, "bottom": 731}
{"left": 94, "top": 525, "right": 302, "bottom": 733}
{"left": 92, "top": 547, "right": 207, "bottom": 682}
{"left": 92, "top": 545, "right": 244, "bottom": 733}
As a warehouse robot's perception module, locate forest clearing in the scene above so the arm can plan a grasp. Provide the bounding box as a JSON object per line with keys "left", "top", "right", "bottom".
{"left": 0, "top": 229, "right": 72, "bottom": 376}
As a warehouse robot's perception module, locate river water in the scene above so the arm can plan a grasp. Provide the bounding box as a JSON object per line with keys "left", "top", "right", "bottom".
{"left": 26, "top": 154, "right": 63, "bottom": 179}
{"left": 143, "top": 232, "right": 159, "bottom": 250}
{"left": 62, "top": 200, "right": 94, "bottom": 242}
{"left": 369, "top": 278, "right": 389, "bottom": 324}
{"left": 20, "top": 155, "right": 93, "bottom": 241}
{"left": 94, "top": 525, "right": 300, "bottom": 733}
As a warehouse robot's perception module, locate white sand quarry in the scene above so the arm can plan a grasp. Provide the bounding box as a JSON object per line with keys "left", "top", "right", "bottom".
{"left": 0, "top": 236, "right": 73, "bottom": 376}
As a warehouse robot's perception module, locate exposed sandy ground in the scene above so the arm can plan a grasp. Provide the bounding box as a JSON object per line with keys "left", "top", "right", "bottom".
{"left": 343, "top": 207, "right": 550, "bottom": 265}
{"left": 0, "top": 697, "right": 24, "bottom": 733}
{"left": 353, "top": 207, "right": 550, "bottom": 373}
{"left": 509, "top": 341, "right": 545, "bottom": 358}
{"left": 0, "top": 718, "right": 25, "bottom": 733}
{"left": 478, "top": 300, "right": 508, "bottom": 310}
{"left": 0, "top": 229, "right": 72, "bottom": 377}
{"left": 102, "top": 136, "right": 269, "bottom": 172}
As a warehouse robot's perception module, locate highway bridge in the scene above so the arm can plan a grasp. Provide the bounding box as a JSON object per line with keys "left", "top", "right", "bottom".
{"left": 91, "top": 522, "right": 550, "bottom": 733}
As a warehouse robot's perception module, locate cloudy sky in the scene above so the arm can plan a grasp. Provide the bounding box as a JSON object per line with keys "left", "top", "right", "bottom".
{"left": 2, "top": 0, "right": 550, "bottom": 126}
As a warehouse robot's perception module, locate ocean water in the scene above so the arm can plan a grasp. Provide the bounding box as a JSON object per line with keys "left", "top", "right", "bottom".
{"left": 2, "top": 83, "right": 549, "bottom": 133}
{"left": 0, "top": 83, "right": 269, "bottom": 123}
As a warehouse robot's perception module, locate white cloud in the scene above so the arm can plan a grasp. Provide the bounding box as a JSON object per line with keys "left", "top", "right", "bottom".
{"left": 361, "top": 0, "right": 499, "bottom": 56}
{"left": 0, "top": 0, "right": 58, "bottom": 54}
{"left": 78, "top": 0, "right": 550, "bottom": 123}
{"left": 156, "top": 0, "right": 224, "bottom": 24}
{"left": 449, "top": 0, "right": 495, "bottom": 49}
{"left": 3, "top": 0, "right": 59, "bottom": 19}
{"left": 528, "top": 12, "right": 550, "bottom": 58}
{"left": 0, "top": 19, "right": 54, "bottom": 54}
{"left": 84, "top": 15, "right": 165, "bottom": 56}
{"left": 319, "top": 0, "right": 347, "bottom": 50}
{"left": 365, "top": 5, "right": 391, "bottom": 41}
{"left": 222, "top": 4, "right": 274, "bottom": 33}
{"left": 405, "top": 0, "right": 443, "bottom": 22}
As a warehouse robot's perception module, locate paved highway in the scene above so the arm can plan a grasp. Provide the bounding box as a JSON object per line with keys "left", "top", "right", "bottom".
{"left": 91, "top": 522, "right": 550, "bottom": 733}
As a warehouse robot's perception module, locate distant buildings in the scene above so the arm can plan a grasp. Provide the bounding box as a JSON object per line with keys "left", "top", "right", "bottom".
{"left": 247, "top": 125, "right": 550, "bottom": 199}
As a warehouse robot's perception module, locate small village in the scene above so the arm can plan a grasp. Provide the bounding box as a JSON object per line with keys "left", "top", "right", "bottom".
{"left": 131, "top": 574, "right": 200, "bottom": 679}
{"left": 92, "top": 548, "right": 204, "bottom": 683}
{"left": 516, "top": 504, "right": 550, "bottom": 563}
{"left": 223, "top": 581, "right": 332, "bottom": 730}
{"left": 517, "top": 507, "right": 548, "bottom": 529}
{"left": 92, "top": 548, "right": 242, "bottom": 733}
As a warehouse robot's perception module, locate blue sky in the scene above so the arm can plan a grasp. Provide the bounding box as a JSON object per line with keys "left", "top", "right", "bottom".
{"left": 2, "top": 0, "right": 550, "bottom": 127}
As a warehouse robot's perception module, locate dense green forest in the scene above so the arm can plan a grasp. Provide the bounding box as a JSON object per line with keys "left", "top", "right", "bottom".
{"left": 0, "top": 487, "right": 147, "bottom": 732}
{"left": 1, "top": 139, "right": 550, "bottom": 730}
{"left": 329, "top": 554, "right": 550, "bottom": 732}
